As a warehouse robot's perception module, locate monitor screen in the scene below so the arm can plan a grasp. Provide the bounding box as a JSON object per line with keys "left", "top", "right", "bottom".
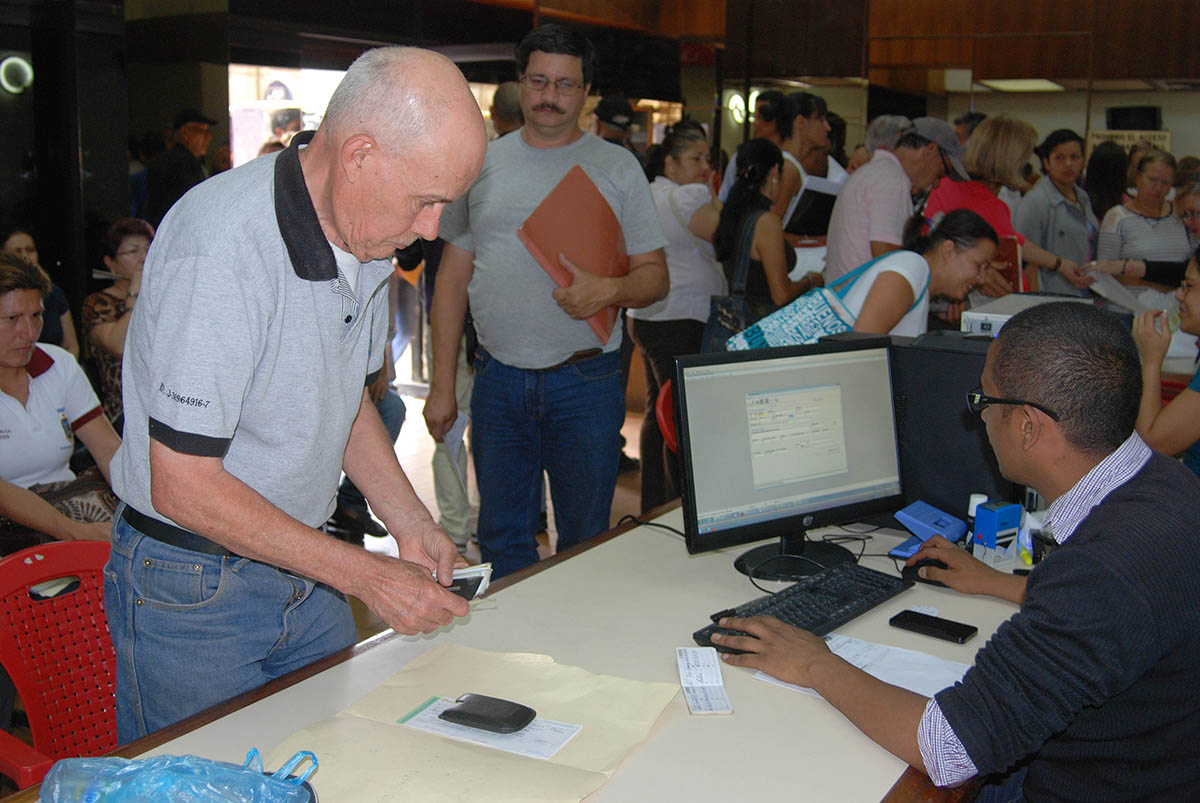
{"left": 674, "top": 339, "right": 904, "bottom": 579}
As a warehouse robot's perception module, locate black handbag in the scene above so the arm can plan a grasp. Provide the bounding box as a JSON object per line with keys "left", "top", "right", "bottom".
{"left": 701, "top": 208, "right": 766, "bottom": 353}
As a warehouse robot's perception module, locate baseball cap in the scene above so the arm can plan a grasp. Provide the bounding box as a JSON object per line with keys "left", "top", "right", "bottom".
{"left": 909, "top": 117, "right": 968, "bottom": 180}
{"left": 173, "top": 108, "right": 217, "bottom": 130}
{"left": 594, "top": 95, "right": 635, "bottom": 130}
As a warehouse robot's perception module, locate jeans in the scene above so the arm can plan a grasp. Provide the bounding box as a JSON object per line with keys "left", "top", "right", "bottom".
{"left": 104, "top": 506, "right": 356, "bottom": 744}
{"left": 973, "top": 766, "right": 1028, "bottom": 803}
{"left": 628, "top": 317, "right": 706, "bottom": 513}
{"left": 337, "top": 389, "right": 406, "bottom": 512}
{"left": 470, "top": 347, "right": 623, "bottom": 579}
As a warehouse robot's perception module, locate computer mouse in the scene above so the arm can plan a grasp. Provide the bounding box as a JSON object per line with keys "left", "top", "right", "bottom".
{"left": 902, "top": 558, "right": 949, "bottom": 588}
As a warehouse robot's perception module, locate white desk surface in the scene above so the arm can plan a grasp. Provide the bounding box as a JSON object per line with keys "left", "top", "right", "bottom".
{"left": 142, "top": 510, "right": 1017, "bottom": 801}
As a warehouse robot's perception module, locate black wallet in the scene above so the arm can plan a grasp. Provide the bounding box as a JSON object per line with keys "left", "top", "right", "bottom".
{"left": 438, "top": 693, "right": 536, "bottom": 733}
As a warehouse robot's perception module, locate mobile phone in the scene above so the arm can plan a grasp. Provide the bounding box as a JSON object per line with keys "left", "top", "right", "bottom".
{"left": 888, "top": 609, "right": 978, "bottom": 644}
{"left": 438, "top": 693, "right": 536, "bottom": 733}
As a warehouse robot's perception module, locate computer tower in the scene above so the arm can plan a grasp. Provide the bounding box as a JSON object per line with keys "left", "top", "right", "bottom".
{"left": 823, "top": 330, "right": 1019, "bottom": 520}
{"left": 889, "top": 331, "right": 1019, "bottom": 517}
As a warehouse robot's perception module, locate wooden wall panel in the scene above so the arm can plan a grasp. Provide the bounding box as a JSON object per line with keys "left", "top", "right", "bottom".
{"left": 1091, "top": 0, "right": 1198, "bottom": 79}
{"left": 725, "top": 0, "right": 866, "bottom": 79}
{"left": 656, "top": 0, "right": 725, "bottom": 41}
{"left": 973, "top": 34, "right": 1091, "bottom": 80}
{"left": 868, "top": 37, "right": 973, "bottom": 70}
{"left": 868, "top": 0, "right": 973, "bottom": 38}
{"left": 974, "top": 0, "right": 1094, "bottom": 35}
{"left": 869, "top": 0, "right": 1200, "bottom": 81}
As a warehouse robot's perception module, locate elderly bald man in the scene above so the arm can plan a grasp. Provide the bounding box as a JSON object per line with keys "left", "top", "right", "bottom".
{"left": 105, "top": 47, "right": 487, "bottom": 743}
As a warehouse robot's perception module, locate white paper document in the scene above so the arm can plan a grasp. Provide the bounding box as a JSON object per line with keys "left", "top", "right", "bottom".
{"left": 1087, "top": 272, "right": 1152, "bottom": 315}
{"left": 756, "top": 634, "right": 971, "bottom": 699}
{"left": 401, "top": 696, "right": 581, "bottom": 760}
{"left": 677, "top": 647, "right": 733, "bottom": 714}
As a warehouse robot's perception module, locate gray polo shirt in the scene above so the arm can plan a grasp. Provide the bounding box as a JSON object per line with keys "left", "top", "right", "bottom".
{"left": 439, "top": 131, "right": 666, "bottom": 369}
{"left": 112, "top": 131, "right": 391, "bottom": 528}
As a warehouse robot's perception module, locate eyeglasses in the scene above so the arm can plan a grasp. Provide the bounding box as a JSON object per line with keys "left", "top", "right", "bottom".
{"left": 966, "top": 387, "right": 1060, "bottom": 421}
{"left": 520, "top": 74, "right": 586, "bottom": 95}
{"left": 116, "top": 245, "right": 149, "bottom": 258}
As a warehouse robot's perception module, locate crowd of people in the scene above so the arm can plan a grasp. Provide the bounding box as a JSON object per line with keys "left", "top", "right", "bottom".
{"left": 3, "top": 21, "right": 1200, "bottom": 799}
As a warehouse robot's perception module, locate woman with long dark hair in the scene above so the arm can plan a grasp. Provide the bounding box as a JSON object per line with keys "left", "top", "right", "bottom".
{"left": 839, "top": 209, "right": 998, "bottom": 336}
{"left": 714, "top": 138, "right": 821, "bottom": 324}
{"left": 1084, "top": 141, "right": 1129, "bottom": 224}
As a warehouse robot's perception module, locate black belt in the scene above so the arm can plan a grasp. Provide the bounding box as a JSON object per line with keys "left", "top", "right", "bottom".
{"left": 541, "top": 347, "right": 603, "bottom": 372}
{"left": 121, "top": 505, "right": 239, "bottom": 558}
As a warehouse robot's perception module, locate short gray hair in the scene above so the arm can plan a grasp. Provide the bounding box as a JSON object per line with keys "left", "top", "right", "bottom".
{"left": 865, "top": 115, "right": 910, "bottom": 155}
{"left": 321, "top": 47, "right": 439, "bottom": 152}
{"left": 491, "top": 81, "right": 523, "bottom": 127}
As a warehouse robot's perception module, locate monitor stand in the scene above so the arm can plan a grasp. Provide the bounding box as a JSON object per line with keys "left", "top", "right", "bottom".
{"left": 733, "top": 531, "right": 856, "bottom": 582}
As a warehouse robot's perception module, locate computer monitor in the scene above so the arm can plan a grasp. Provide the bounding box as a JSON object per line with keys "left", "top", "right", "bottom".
{"left": 674, "top": 338, "right": 904, "bottom": 581}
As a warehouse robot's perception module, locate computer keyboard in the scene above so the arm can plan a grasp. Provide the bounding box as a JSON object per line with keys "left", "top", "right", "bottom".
{"left": 694, "top": 561, "right": 913, "bottom": 653}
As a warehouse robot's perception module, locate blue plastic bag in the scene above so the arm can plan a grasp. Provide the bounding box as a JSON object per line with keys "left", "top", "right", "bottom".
{"left": 40, "top": 748, "right": 316, "bottom": 802}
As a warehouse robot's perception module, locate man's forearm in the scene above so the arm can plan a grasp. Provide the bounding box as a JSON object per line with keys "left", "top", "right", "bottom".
{"left": 809, "top": 653, "right": 930, "bottom": 772}
{"left": 612, "top": 253, "right": 668, "bottom": 309}
{"left": 429, "top": 246, "right": 473, "bottom": 393}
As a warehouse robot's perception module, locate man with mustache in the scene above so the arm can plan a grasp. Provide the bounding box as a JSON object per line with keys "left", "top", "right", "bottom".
{"left": 426, "top": 23, "right": 668, "bottom": 578}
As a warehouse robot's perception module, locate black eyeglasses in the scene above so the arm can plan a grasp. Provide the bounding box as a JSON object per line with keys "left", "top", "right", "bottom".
{"left": 966, "top": 387, "right": 1061, "bottom": 421}
{"left": 520, "top": 74, "right": 586, "bottom": 95}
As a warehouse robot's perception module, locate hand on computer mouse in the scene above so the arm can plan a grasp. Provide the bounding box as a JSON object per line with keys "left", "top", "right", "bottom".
{"left": 907, "top": 536, "right": 1024, "bottom": 603}
{"left": 902, "top": 557, "right": 950, "bottom": 588}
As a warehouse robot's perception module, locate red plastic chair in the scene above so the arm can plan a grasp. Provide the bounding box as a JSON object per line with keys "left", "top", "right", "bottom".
{"left": 656, "top": 378, "right": 677, "bottom": 454}
{"left": 0, "top": 541, "right": 116, "bottom": 789}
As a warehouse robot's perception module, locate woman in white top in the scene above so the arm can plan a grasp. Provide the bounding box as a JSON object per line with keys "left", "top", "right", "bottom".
{"left": 0, "top": 251, "right": 120, "bottom": 550}
{"left": 1098, "top": 149, "right": 1193, "bottom": 263}
{"left": 839, "top": 209, "right": 998, "bottom": 337}
{"left": 629, "top": 121, "right": 723, "bottom": 512}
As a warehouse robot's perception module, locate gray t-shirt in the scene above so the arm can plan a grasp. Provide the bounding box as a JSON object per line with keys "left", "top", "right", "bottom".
{"left": 439, "top": 131, "right": 666, "bottom": 369}
{"left": 113, "top": 135, "right": 391, "bottom": 529}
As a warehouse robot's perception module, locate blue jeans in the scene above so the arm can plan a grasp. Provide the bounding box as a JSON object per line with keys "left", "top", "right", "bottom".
{"left": 338, "top": 389, "right": 406, "bottom": 511}
{"left": 104, "top": 506, "right": 356, "bottom": 744}
{"left": 470, "top": 347, "right": 623, "bottom": 579}
{"left": 974, "top": 766, "right": 1028, "bottom": 803}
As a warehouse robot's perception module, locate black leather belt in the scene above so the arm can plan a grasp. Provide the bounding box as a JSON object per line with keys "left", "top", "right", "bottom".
{"left": 540, "top": 347, "right": 603, "bottom": 372}
{"left": 121, "top": 505, "right": 239, "bottom": 558}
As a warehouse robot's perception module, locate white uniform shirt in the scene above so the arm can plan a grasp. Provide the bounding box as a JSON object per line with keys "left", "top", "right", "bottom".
{"left": 0, "top": 344, "right": 102, "bottom": 488}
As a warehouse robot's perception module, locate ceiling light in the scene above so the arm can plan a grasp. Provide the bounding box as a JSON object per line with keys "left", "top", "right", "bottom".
{"left": 977, "top": 79, "right": 1064, "bottom": 93}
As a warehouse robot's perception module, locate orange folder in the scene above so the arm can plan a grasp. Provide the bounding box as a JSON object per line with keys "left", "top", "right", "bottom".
{"left": 517, "top": 165, "right": 630, "bottom": 343}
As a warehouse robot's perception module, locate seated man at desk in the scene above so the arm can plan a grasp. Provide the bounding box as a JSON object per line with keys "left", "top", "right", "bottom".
{"left": 714, "top": 301, "right": 1200, "bottom": 800}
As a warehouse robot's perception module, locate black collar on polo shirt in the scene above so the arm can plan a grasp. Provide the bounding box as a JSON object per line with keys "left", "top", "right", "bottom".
{"left": 274, "top": 129, "right": 337, "bottom": 282}
{"left": 26, "top": 346, "right": 53, "bottom": 378}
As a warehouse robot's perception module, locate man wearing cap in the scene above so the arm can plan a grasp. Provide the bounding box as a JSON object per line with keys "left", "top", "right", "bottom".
{"left": 592, "top": 93, "right": 642, "bottom": 164}
{"left": 146, "top": 108, "right": 216, "bottom": 227}
{"left": 425, "top": 24, "right": 667, "bottom": 579}
{"left": 824, "top": 116, "right": 966, "bottom": 282}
